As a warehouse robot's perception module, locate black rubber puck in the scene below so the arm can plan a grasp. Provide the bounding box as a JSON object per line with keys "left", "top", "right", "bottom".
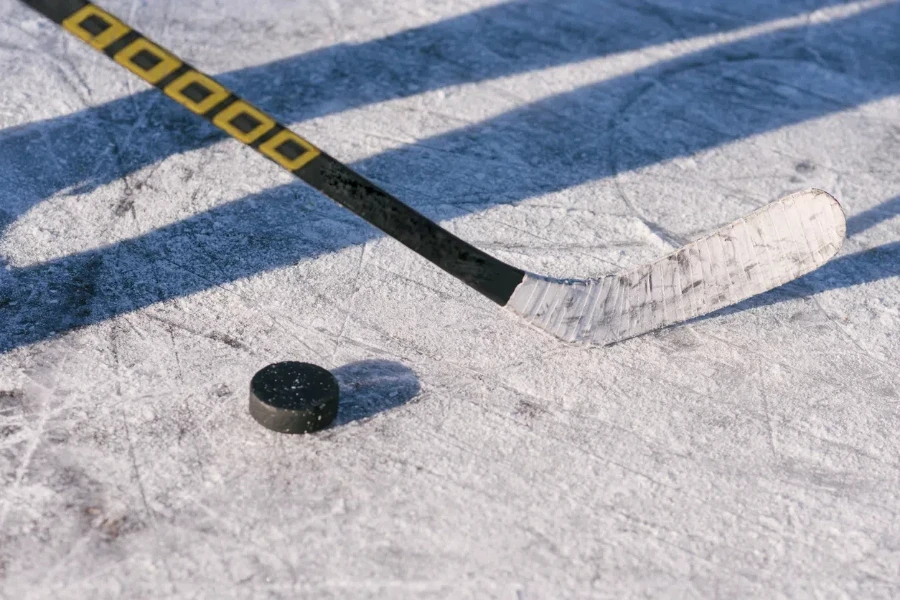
{"left": 249, "top": 362, "right": 339, "bottom": 434}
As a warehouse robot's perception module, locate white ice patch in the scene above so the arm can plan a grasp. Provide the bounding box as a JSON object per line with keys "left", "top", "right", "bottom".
{"left": 505, "top": 189, "right": 846, "bottom": 345}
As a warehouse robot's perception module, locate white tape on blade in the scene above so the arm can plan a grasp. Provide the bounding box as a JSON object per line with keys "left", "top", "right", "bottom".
{"left": 505, "top": 189, "right": 846, "bottom": 345}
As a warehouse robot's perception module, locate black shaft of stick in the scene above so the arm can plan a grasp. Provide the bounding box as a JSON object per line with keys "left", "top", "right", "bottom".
{"left": 18, "top": 0, "right": 526, "bottom": 306}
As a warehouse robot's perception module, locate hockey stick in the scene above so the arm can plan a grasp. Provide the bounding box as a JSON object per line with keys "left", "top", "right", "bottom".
{"left": 18, "top": 0, "right": 846, "bottom": 345}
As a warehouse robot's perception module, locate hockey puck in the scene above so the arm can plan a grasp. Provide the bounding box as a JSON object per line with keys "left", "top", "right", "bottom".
{"left": 249, "top": 362, "right": 339, "bottom": 434}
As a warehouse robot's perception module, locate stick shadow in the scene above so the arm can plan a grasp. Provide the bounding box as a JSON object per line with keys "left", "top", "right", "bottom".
{"left": 690, "top": 241, "right": 900, "bottom": 325}
{"left": 846, "top": 196, "right": 900, "bottom": 238}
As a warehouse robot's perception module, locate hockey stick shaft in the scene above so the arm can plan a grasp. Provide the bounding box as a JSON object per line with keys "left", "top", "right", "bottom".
{"left": 19, "top": 0, "right": 526, "bottom": 306}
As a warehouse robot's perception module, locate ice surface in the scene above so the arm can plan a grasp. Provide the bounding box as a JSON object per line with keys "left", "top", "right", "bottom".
{"left": 1, "top": 0, "right": 899, "bottom": 598}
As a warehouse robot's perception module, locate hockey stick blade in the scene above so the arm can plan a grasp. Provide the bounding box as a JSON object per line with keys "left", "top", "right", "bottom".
{"left": 506, "top": 189, "right": 845, "bottom": 345}
{"left": 19, "top": 1, "right": 846, "bottom": 346}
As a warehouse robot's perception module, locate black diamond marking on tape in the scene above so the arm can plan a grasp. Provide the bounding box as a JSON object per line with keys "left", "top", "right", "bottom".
{"left": 275, "top": 139, "right": 307, "bottom": 161}
{"left": 80, "top": 15, "right": 111, "bottom": 36}
{"left": 132, "top": 49, "right": 163, "bottom": 71}
{"left": 230, "top": 112, "right": 262, "bottom": 134}
{"left": 182, "top": 81, "right": 213, "bottom": 103}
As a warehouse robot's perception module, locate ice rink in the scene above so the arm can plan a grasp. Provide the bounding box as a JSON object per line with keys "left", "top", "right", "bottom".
{"left": 1, "top": 0, "right": 899, "bottom": 597}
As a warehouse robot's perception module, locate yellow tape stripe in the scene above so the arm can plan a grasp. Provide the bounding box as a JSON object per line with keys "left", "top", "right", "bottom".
{"left": 165, "top": 70, "right": 231, "bottom": 115}
{"left": 213, "top": 100, "right": 276, "bottom": 144}
{"left": 260, "top": 130, "right": 321, "bottom": 171}
{"left": 114, "top": 37, "right": 182, "bottom": 84}
{"left": 60, "top": 2, "right": 322, "bottom": 170}
{"left": 62, "top": 4, "right": 130, "bottom": 50}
